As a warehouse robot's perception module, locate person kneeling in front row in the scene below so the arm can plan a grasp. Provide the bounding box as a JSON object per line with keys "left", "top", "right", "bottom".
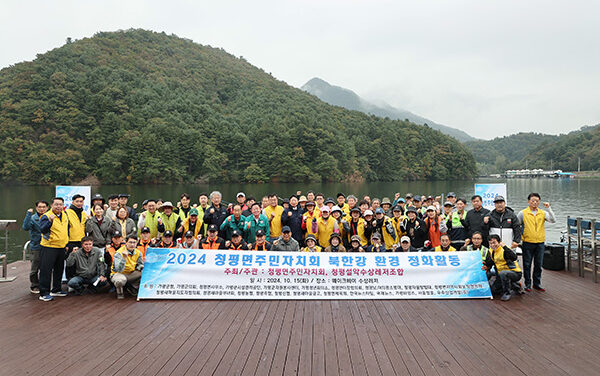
{"left": 66, "top": 236, "right": 109, "bottom": 295}
{"left": 111, "top": 235, "right": 144, "bottom": 299}
{"left": 484, "top": 234, "right": 523, "bottom": 301}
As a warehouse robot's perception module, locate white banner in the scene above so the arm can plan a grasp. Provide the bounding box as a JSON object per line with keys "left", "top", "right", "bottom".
{"left": 56, "top": 185, "right": 92, "bottom": 214}
{"left": 475, "top": 183, "right": 507, "bottom": 210}
{"left": 138, "top": 249, "right": 492, "bottom": 300}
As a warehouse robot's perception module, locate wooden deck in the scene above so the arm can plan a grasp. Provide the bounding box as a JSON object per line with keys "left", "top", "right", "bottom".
{"left": 1, "top": 260, "right": 599, "bottom": 376}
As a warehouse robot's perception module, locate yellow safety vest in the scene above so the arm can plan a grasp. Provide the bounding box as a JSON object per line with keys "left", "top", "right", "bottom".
{"left": 521, "top": 207, "right": 546, "bottom": 243}
{"left": 65, "top": 208, "right": 87, "bottom": 242}
{"left": 40, "top": 211, "right": 69, "bottom": 248}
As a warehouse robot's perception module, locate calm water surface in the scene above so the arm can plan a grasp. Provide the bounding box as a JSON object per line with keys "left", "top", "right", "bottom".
{"left": 2, "top": 178, "right": 598, "bottom": 261}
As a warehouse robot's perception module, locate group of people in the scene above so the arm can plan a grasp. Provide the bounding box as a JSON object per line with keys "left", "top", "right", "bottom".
{"left": 23, "top": 189, "right": 555, "bottom": 302}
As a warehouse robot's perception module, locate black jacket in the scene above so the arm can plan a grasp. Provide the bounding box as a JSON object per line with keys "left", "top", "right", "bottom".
{"left": 281, "top": 206, "right": 304, "bottom": 244}
{"left": 203, "top": 204, "right": 229, "bottom": 238}
{"left": 405, "top": 218, "right": 427, "bottom": 248}
{"left": 486, "top": 207, "right": 521, "bottom": 244}
{"left": 465, "top": 207, "right": 490, "bottom": 238}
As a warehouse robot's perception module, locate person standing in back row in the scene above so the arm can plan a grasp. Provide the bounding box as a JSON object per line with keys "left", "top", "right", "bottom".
{"left": 517, "top": 193, "right": 555, "bottom": 292}
{"left": 38, "top": 197, "right": 70, "bottom": 301}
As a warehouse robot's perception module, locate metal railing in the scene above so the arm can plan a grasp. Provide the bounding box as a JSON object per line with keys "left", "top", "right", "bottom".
{"left": 566, "top": 217, "right": 599, "bottom": 282}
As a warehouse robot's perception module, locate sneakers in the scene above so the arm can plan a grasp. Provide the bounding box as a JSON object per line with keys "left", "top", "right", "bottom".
{"left": 30, "top": 287, "right": 40, "bottom": 294}
{"left": 39, "top": 294, "right": 53, "bottom": 302}
{"left": 500, "top": 292, "right": 512, "bottom": 301}
{"left": 116, "top": 286, "right": 124, "bottom": 300}
{"left": 50, "top": 291, "right": 68, "bottom": 297}
{"left": 524, "top": 286, "right": 532, "bottom": 292}
{"left": 533, "top": 285, "right": 546, "bottom": 292}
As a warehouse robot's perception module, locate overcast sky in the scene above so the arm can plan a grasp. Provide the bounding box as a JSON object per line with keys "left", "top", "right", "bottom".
{"left": 1, "top": 0, "right": 598, "bottom": 139}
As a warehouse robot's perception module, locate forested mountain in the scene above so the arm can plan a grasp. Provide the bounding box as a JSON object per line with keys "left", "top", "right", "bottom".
{"left": 465, "top": 125, "right": 600, "bottom": 174}
{"left": 0, "top": 29, "right": 476, "bottom": 184}
{"left": 301, "top": 77, "right": 477, "bottom": 142}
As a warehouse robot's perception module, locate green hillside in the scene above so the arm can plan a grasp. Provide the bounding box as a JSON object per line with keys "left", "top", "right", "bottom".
{"left": 0, "top": 29, "right": 476, "bottom": 184}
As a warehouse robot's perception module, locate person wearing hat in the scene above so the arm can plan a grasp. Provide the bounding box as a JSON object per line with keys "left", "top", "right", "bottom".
{"left": 176, "top": 193, "right": 192, "bottom": 222}
{"left": 424, "top": 205, "right": 447, "bottom": 248}
{"left": 105, "top": 194, "right": 120, "bottom": 221}
{"left": 110, "top": 235, "right": 144, "bottom": 299}
{"left": 441, "top": 201, "right": 453, "bottom": 222}
{"left": 446, "top": 198, "right": 468, "bottom": 249}
{"left": 203, "top": 191, "right": 229, "bottom": 239}
{"left": 220, "top": 204, "right": 247, "bottom": 241}
{"left": 227, "top": 230, "right": 248, "bottom": 250}
{"left": 342, "top": 207, "right": 368, "bottom": 247}
{"left": 263, "top": 193, "right": 284, "bottom": 239}
{"left": 137, "top": 227, "right": 154, "bottom": 258}
{"left": 398, "top": 236, "right": 418, "bottom": 252}
{"left": 381, "top": 197, "right": 393, "bottom": 217}
{"left": 298, "top": 195, "right": 308, "bottom": 211}
{"left": 137, "top": 199, "right": 161, "bottom": 239}
{"left": 365, "top": 232, "right": 387, "bottom": 252}
{"left": 301, "top": 200, "right": 319, "bottom": 239}
{"left": 249, "top": 229, "right": 271, "bottom": 251}
{"left": 65, "top": 194, "right": 88, "bottom": 280}
{"left": 302, "top": 234, "right": 322, "bottom": 252}
{"left": 391, "top": 206, "right": 407, "bottom": 239}
{"left": 484, "top": 195, "right": 521, "bottom": 249}
{"left": 347, "top": 235, "right": 365, "bottom": 252}
{"left": 282, "top": 195, "right": 304, "bottom": 245}
{"left": 103, "top": 230, "right": 125, "bottom": 278}
{"left": 178, "top": 230, "right": 199, "bottom": 249}
{"left": 362, "top": 209, "right": 376, "bottom": 245}
{"left": 178, "top": 208, "right": 204, "bottom": 240}
{"left": 156, "top": 230, "right": 176, "bottom": 249}
{"left": 244, "top": 203, "right": 271, "bottom": 243}
{"left": 200, "top": 224, "right": 227, "bottom": 250}
{"left": 271, "top": 226, "right": 300, "bottom": 252}
{"left": 374, "top": 207, "right": 399, "bottom": 250}
{"left": 157, "top": 201, "right": 182, "bottom": 240}
{"left": 90, "top": 194, "right": 105, "bottom": 215}
{"left": 118, "top": 193, "right": 137, "bottom": 221}
{"left": 232, "top": 192, "right": 248, "bottom": 213}
{"left": 324, "top": 232, "right": 346, "bottom": 253}
{"left": 311, "top": 205, "right": 338, "bottom": 247}
{"left": 446, "top": 192, "right": 457, "bottom": 206}
{"left": 323, "top": 197, "right": 335, "bottom": 210}
{"left": 404, "top": 206, "right": 427, "bottom": 249}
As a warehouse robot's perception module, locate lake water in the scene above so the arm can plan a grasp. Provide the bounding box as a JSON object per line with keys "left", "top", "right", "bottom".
{"left": 2, "top": 178, "right": 598, "bottom": 262}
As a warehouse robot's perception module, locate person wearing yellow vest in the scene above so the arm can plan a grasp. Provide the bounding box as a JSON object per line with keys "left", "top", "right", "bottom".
{"left": 517, "top": 193, "right": 555, "bottom": 292}
{"left": 374, "top": 208, "right": 399, "bottom": 250}
{"left": 311, "top": 205, "right": 337, "bottom": 247}
{"left": 391, "top": 206, "right": 407, "bottom": 239}
{"left": 38, "top": 197, "right": 70, "bottom": 301}
{"left": 137, "top": 199, "right": 160, "bottom": 239}
{"left": 110, "top": 235, "right": 144, "bottom": 299}
{"left": 302, "top": 201, "right": 319, "bottom": 238}
{"left": 264, "top": 194, "right": 284, "bottom": 238}
{"left": 177, "top": 208, "right": 204, "bottom": 240}
{"left": 485, "top": 234, "right": 522, "bottom": 301}
{"left": 460, "top": 232, "right": 489, "bottom": 262}
{"left": 341, "top": 207, "right": 368, "bottom": 247}
{"left": 157, "top": 201, "right": 182, "bottom": 239}
{"left": 64, "top": 194, "right": 88, "bottom": 280}
{"left": 434, "top": 234, "right": 456, "bottom": 252}
{"left": 302, "top": 235, "right": 322, "bottom": 252}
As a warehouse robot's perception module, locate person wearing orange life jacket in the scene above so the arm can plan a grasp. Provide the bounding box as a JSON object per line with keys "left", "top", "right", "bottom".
{"left": 104, "top": 231, "right": 125, "bottom": 276}
{"left": 137, "top": 227, "right": 154, "bottom": 259}
{"left": 249, "top": 229, "right": 272, "bottom": 251}
{"left": 227, "top": 230, "right": 249, "bottom": 250}
{"left": 156, "top": 231, "right": 177, "bottom": 249}
{"left": 517, "top": 193, "right": 555, "bottom": 292}
{"left": 424, "top": 205, "right": 447, "bottom": 248}
{"left": 200, "top": 224, "right": 227, "bottom": 250}
{"left": 177, "top": 208, "right": 203, "bottom": 240}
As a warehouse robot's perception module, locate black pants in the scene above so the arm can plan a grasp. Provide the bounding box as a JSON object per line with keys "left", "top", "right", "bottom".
{"left": 29, "top": 248, "right": 41, "bottom": 289}
{"left": 65, "top": 241, "right": 81, "bottom": 280}
{"left": 39, "top": 246, "right": 65, "bottom": 296}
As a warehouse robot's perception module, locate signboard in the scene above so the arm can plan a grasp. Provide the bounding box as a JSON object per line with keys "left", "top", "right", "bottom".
{"left": 474, "top": 183, "right": 507, "bottom": 210}
{"left": 138, "top": 249, "right": 492, "bottom": 300}
{"left": 55, "top": 186, "right": 92, "bottom": 214}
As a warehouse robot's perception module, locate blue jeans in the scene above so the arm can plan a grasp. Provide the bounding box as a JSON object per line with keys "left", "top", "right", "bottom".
{"left": 522, "top": 242, "right": 544, "bottom": 288}
{"left": 68, "top": 275, "right": 105, "bottom": 292}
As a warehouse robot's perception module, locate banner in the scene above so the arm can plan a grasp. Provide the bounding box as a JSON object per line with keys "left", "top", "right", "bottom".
{"left": 474, "top": 183, "right": 507, "bottom": 210}
{"left": 138, "top": 249, "right": 492, "bottom": 300}
{"left": 56, "top": 185, "right": 92, "bottom": 214}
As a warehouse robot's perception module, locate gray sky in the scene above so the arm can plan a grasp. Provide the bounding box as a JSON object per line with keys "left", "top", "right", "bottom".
{"left": 1, "top": 0, "right": 598, "bottom": 139}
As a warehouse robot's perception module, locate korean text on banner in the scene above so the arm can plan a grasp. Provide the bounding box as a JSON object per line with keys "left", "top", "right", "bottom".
{"left": 56, "top": 185, "right": 92, "bottom": 214}
{"left": 138, "top": 249, "right": 492, "bottom": 300}
{"left": 474, "top": 183, "right": 507, "bottom": 210}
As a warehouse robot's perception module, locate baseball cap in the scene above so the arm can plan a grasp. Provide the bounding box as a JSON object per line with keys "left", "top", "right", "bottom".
{"left": 232, "top": 230, "right": 242, "bottom": 237}
{"left": 364, "top": 209, "right": 373, "bottom": 216}
{"left": 140, "top": 227, "right": 151, "bottom": 233}
{"left": 426, "top": 205, "right": 436, "bottom": 211}
{"left": 493, "top": 195, "right": 505, "bottom": 202}
{"left": 305, "top": 234, "right": 317, "bottom": 243}
{"left": 444, "top": 201, "right": 453, "bottom": 207}
{"left": 207, "top": 224, "right": 218, "bottom": 232}
{"left": 282, "top": 226, "right": 291, "bottom": 233}
{"left": 163, "top": 230, "right": 173, "bottom": 237}
{"left": 255, "top": 229, "right": 266, "bottom": 237}
{"left": 320, "top": 206, "right": 331, "bottom": 213}
{"left": 447, "top": 192, "right": 456, "bottom": 197}
{"left": 406, "top": 206, "right": 417, "bottom": 214}
{"left": 401, "top": 236, "right": 410, "bottom": 243}
{"left": 351, "top": 235, "right": 361, "bottom": 243}
{"left": 184, "top": 231, "right": 194, "bottom": 238}
{"left": 372, "top": 232, "right": 382, "bottom": 240}
{"left": 112, "top": 230, "right": 122, "bottom": 238}
{"left": 337, "top": 192, "right": 346, "bottom": 198}
{"left": 189, "top": 208, "right": 199, "bottom": 216}
{"left": 236, "top": 192, "right": 245, "bottom": 198}
{"left": 375, "top": 208, "right": 385, "bottom": 215}
{"left": 331, "top": 205, "right": 342, "bottom": 213}
{"left": 298, "top": 195, "right": 307, "bottom": 203}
